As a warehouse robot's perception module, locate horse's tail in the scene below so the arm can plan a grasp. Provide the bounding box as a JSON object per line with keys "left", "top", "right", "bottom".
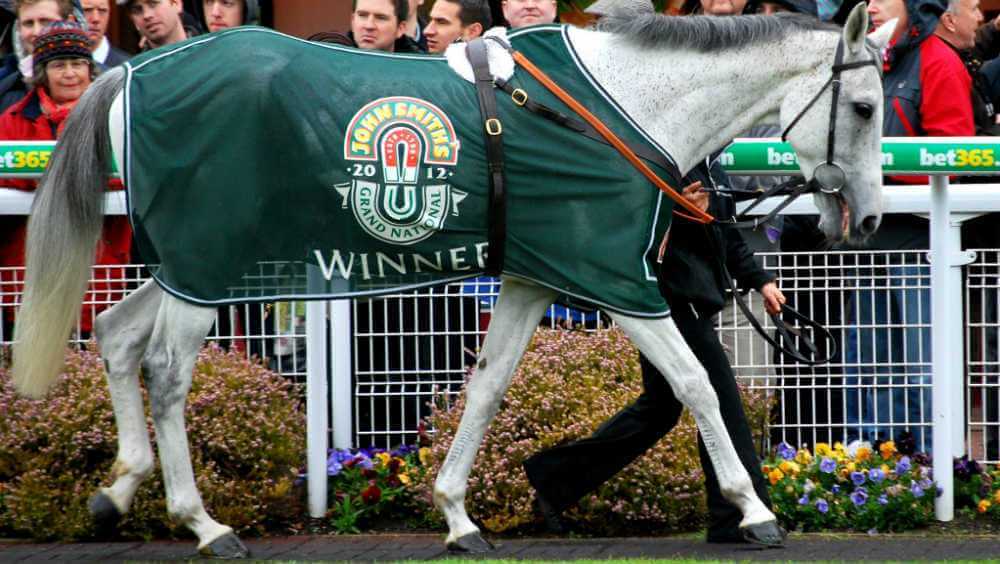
{"left": 12, "top": 67, "right": 126, "bottom": 398}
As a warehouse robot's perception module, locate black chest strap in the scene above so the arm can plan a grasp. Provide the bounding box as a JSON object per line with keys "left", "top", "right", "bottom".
{"left": 467, "top": 38, "right": 506, "bottom": 276}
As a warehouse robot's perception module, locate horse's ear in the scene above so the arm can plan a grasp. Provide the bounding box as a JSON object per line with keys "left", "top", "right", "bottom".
{"left": 585, "top": 0, "right": 655, "bottom": 16}
{"left": 867, "top": 18, "right": 898, "bottom": 52}
{"left": 842, "top": 2, "right": 869, "bottom": 55}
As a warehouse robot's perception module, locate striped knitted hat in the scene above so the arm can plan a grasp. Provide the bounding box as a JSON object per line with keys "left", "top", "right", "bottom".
{"left": 33, "top": 21, "right": 92, "bottom": 69}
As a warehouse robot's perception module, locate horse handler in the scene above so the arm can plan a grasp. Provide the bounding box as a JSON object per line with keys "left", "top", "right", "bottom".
{"left": 523, "top": 158, "right": 786, "bottom": 545}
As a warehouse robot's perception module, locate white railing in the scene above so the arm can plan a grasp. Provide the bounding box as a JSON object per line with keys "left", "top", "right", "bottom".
{"left": 3, "top": 138, "right": 1000, "bottom": 521}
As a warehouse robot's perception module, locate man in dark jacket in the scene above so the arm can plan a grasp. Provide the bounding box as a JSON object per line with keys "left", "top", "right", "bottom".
{"left": 523, "top": 158, "right": 785, "bottom": 544}
{"left": 82, "top": 0, "right": 130, "bottom": 68}
{"left": 349, "top": 0, "right": 423, "bottom": 52}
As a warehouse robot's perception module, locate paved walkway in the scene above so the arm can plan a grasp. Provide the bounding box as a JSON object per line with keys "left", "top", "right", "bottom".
{"left": 3, "top": 533, "right": 1000, "bottom": 561}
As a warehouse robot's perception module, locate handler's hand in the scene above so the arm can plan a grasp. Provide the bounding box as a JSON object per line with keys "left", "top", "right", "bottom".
{"left": 681, "top": 180, "right": 709, "bottom": 212}
{"left": 760, "top": 281, "right": 786, "bottom": 315}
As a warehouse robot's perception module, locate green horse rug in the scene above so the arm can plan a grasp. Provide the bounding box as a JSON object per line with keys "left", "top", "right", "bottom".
{"left": 123, "top": 25, "right": 678, "bottom": 317}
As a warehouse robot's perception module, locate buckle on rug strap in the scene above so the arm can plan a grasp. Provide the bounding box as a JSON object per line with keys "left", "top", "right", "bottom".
{"left": 485, "top": 118, "right": 503, "bottom": 136}
{"left": 511, "top": 88, "right": 528, "bottom": 106}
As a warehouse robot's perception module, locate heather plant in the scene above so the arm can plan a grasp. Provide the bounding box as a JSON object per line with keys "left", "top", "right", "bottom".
{"left": 325, "top": 445, "right": 435, "bottom": 533}
{"left": 419, "top": 327, "right": 773, "bottom": 534}
{"left": 764, "top": 440, "right": 936, "bottom": 533}
{"left": 0, "top": 343, "right": 304, "bottom": 540}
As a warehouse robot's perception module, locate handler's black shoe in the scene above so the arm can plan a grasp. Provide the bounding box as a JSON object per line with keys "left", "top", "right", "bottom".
{"left": 533, "top": 494, "right": 568, "bottom": 535}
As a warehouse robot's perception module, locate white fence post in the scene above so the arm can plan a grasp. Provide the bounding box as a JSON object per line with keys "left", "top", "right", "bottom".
{"left": 330, "top": 299, "right": 354, "bottom": 450}
{"left": 305, "top": 298, "right": 328, "bottom": 519}
{"left": 929, "top": 175, "right": 975, "bottom": 521}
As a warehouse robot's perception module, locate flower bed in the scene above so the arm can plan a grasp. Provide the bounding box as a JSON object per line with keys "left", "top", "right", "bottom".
{"left": 764, "top": 440, "right": 937, "bottom": 533}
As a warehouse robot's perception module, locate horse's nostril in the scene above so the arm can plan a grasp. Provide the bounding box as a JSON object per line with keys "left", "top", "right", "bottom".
{"left": 860, "top": 215, "right": 880, "bottom": 235}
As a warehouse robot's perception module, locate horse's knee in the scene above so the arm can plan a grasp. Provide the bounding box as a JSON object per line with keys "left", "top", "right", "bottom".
{"left": 142, "top": 355, "right": 190, "bottom": 417}
{"left": 671, "top": 369, "right": 719, "bottom": 415}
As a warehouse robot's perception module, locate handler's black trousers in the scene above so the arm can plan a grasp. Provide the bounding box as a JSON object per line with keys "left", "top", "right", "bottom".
{"left": 523, "top": 303, "right": 772, "bottom": 537}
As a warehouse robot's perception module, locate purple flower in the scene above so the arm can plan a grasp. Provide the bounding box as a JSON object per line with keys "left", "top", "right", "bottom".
{"left": 851, "top": 471, "right": 866, "bottom": 486}
{"left": 832, "top": 484, "right": 841, "bottom": 494}
{"left": 356, "top": 456, "right": 374, "bottom": 470}
{"left": 777, "top": 442, "right": 797, "bottom": 460}
{"left": 911, "top": 482, "right": 924, "bottom": 498}
{"left": 798, "top": 494, "right": 809, "bottom": 506}
{"left": 896, "top": 456, "right": 911, "bottom": 475}
{"left": 816, "top": 498, "right": 829, "bottom": 514}
{"left": 327, "top": 458, "right": 343, "bottom": 476}
{"left": 869, "top": 468, "right": 885, "bottom": 484}
{"left": 820, "top": 457, "right": 837, "bottom": 474}
{"left": 878, "top": 494, "right": 889, "bottom": 505}
{"left": 851, "top": 487, "right": 868, "bottom": 506}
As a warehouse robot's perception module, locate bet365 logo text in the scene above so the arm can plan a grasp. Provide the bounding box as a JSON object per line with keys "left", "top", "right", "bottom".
{"left": 336, "top": 97, "right": 466, "bottom": 245}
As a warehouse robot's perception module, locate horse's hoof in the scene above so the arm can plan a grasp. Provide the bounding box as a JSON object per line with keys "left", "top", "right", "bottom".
{"left": 446, "top": 532, "right": 495, "bottom": 553}
{"left": 198, "top": 532, "right": 250, "bottom": 559}
{"left": 88, "top": 491, "right": 122, "bottom": 529}
{"left": 740, "top": 520, "right": 787, "bottom": 548}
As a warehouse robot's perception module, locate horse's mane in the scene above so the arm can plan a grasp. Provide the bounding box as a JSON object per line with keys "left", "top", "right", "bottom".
{"left": 597, "top": 11, "right": 840, "bottom": 52}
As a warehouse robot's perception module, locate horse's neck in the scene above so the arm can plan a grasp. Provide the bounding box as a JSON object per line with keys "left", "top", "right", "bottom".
{"left": 568, "top": 28, "right": 834, "bottom": 174}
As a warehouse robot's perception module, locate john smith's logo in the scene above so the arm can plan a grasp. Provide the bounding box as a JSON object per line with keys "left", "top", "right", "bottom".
{"left": 337, "top": 96, "right": 465, "bottom": 245}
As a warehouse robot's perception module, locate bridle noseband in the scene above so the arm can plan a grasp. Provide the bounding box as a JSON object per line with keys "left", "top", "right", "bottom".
{"left": 779, "top": 40, "right": 881, "bottom": 195}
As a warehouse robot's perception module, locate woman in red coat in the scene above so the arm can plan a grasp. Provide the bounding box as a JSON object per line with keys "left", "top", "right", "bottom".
{"left": 0, "top": 21, "right": 130, "bottom": 340}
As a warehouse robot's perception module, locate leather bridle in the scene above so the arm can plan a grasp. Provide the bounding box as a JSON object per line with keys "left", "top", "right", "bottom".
{"left": 778, "top": 40, "right": 881, "bottom": 195}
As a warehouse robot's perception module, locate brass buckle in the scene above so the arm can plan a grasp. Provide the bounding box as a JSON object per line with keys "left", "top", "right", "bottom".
{"left": 485, "top": 118, "right": 503, "bottom": 136}
{"left": 511, "top": 88, "right": 528, "bottom": 107}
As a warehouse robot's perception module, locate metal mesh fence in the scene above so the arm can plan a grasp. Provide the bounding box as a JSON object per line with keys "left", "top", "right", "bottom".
{"left": 7, "top": 249, "right": 996, "bottom": 461}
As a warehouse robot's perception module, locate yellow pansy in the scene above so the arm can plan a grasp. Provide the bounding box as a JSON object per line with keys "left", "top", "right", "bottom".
{"left": 779, "top": 460, "right": 801, "bottom": 475}
{"left": 846, "top": 462, "right": 857, "bottom": 472}
{"left": 881, "top": 464, "right": 891, "bottom": 476}
{"left": 993, "top": 489, "right": 1000, "bottom": 504}
{"left": 376, "top": 452, "right": 391, "bottom": 467}
{"left": 398, "top": 473, "right": 411, "bottom": 485}
{"left": 855, "top": 447, "right": 872, "bottom": 462}
{"left": 419, "top": 447, "right": 431, "bottom": 466}
{"left": 769, "top": 468, "right": 785, "bottom": 485}
{"left": 795, "top": 449, "right": 813, "bottom": 465}
{"left": 879, "top": 441, "right": 897, "bottom": 459}
{"left": 979, "top": 499, "right": 992, "bottom": 514}
{"left": 815, "top": 443, "right": 833, "bottom": 457}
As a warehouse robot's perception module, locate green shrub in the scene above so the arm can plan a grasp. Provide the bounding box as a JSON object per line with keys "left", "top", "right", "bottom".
{"left": 418, "top": 327, "right": 773, "bottom": 535}
{"left": 0, "top": 343, "right": 305, "bottom": 541}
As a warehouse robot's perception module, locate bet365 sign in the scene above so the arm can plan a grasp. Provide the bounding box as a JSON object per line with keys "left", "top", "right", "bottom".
{"left": 720, "top": 137, "right": 1000, "bottom": 175}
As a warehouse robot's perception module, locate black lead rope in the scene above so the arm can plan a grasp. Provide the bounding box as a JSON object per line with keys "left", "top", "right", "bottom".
{"left": 703, "top": 221, "right": 837, "bottom": 366}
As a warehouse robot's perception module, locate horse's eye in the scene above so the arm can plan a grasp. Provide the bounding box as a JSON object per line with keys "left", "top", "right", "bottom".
{"left": 854, "top": 102, "right": 874, "bottom": 120}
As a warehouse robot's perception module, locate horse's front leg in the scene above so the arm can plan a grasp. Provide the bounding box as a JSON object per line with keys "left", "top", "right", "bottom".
{"left": 434, "top": 277, "right": 556, "bottom": 553}
{"left": 607, "top": 312, "right": 784, "bottom": 546}
{"left": 142, "top": 294, "right": 249, "bottom": 558}
{"left": 88, "top": 279, "right": 163, "bottom": 527}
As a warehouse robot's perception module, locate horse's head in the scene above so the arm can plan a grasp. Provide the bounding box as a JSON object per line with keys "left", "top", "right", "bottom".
{"left": 779, "top": 4, "right": 895, "bottom": 243}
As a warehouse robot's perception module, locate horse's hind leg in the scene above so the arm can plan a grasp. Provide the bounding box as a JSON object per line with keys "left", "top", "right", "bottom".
{"left": 607, "top": 312, "right": 784, "bottom": 546}
{"left": 88, "top": 279, "right": 163, "bottom": 529}
{"left": 434, "top": 278, "right": 556, "bottom": 553}
{"left": 142, "top": 294, "right": 249, "bottom": 558}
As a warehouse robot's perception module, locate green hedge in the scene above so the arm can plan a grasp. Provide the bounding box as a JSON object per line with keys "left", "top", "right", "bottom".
{"left": 0, "top": 344, "right": 304, "bottom": 541}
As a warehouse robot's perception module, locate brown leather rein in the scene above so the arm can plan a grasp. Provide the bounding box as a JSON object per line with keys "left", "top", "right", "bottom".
{"left": 510, "top": 50, "right": 716, "bottom": 224}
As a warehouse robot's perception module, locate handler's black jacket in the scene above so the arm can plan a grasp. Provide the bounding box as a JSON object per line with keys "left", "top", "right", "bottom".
{"left": 658, "top": 158, "right": 774, "bottom": 316}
